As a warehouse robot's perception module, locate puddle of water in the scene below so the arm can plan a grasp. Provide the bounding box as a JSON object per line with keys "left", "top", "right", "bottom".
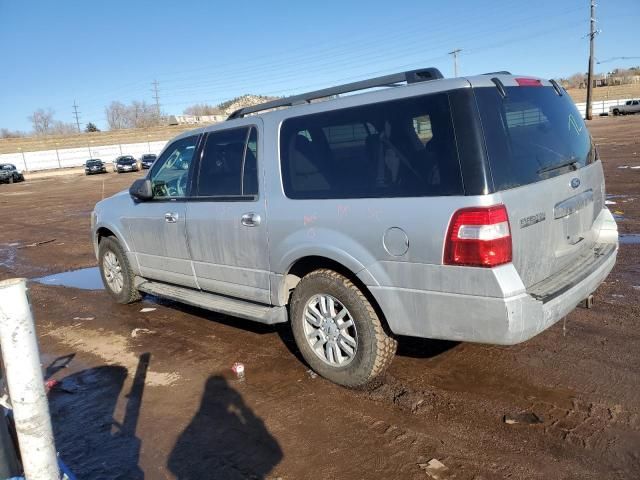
{"left": 33, "top": 267, "right": 104, "bottom": 290}
{"left": 619, "top": 234, "right": 640, "bottom": 245}
{"left": 0, "top": 245, "right": 18, "bottom": 269}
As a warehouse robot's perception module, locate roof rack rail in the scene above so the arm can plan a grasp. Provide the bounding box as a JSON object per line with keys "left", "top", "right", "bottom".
{"left": 481, "top": 71, "right": 512, "bottom": 75}
{"left": 226, "top": 67, "right": 444, "bottom": 120}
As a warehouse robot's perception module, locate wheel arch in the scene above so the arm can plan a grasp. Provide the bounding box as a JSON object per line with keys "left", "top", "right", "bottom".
{"left": 281, "top": 255, "right": 393, "bottom": 336}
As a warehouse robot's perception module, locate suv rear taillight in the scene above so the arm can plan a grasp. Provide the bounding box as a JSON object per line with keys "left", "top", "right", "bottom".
{"left": 444, "top": 205, "right": 512, "bottom": 267}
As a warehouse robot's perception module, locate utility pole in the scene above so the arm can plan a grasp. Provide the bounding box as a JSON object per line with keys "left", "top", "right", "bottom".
{"left": 151, "top": 80, "right": 161, "bottom": 120}
{"left": 585, "top": 0, "right": 597, "bottom": 120}
{"left": 72, "top": 100, "right": 81, "bottom": 132}
{"left": 448, "top": 49, "right": 462, "bottom": 77}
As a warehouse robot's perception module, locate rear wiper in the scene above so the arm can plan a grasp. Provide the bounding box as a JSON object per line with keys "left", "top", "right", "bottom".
{"left": 537, "top": 159, "right": 579, "bottom": 175}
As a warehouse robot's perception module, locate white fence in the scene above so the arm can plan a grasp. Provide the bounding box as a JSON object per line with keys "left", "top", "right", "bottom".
{"left": 574, "top": 98, "right": 634, "bottom": 116}
{"left": 1, "top": 96, "right": 637, "bottom": 173}
{"left": 0, "top": 139, "right": 168, "bottom": 172}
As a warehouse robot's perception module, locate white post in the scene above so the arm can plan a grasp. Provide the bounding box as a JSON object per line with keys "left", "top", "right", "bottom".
{"left": 0, "top": 279, "right": 60, "bottom": 480}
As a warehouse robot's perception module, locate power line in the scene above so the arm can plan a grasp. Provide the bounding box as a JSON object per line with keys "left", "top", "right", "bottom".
{"left": 159, "top": 19, "right": 586, "bottom": 110}
{"left": 585, "top": 0, "right": 599, "bottom": 120}
{"left": 448, "top": 49, "right": 462, "bottom": 77}
{"left": 72, "top": 100, "right": 81, "bottom": 133}
{"left": 71, "top": 4, "right": 584, "bottom": 110}
{"left": 596, "top": 56, "right": 640, "bottom": 65}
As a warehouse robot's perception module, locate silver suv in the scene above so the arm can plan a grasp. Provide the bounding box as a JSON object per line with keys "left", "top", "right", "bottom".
{"left": 92, "top": 68, "right": 618, "bottom": 387}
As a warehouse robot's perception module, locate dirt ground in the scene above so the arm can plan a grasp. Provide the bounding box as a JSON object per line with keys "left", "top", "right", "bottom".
{"left": 1, "top": 116, "right": 639, "bottom": 480}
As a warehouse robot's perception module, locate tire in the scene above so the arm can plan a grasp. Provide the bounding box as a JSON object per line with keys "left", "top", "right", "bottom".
{"left": 612, "top": 109, "right": 619, "bottom": 116}
{"left": 290, "top": 269, "right": 397, "bottom": 388}
{"left": 98, "top": 237, "right": 141, "bottom": 304}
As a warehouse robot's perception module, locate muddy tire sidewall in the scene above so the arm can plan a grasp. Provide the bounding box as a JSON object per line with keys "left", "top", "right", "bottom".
{"left": 290, "top": 269, "right": 396, "bottom": 388}
{"left": 98, "top": 236, "right": 141, "bottom": 304}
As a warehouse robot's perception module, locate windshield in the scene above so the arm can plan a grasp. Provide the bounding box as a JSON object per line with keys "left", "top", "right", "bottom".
{"left": 142, "top": 155, "right": 156, "bottom": 160}
{"left": 475, "top": 86, "right": 595, "bottom": 190}
{"left": 86, "top": 160, "right": 102, "bottom": 165}
{"left": 118, "top": 157, "right": 135, "bottom": 164}
{"left": 0, "top": 164, "right": 13, "bottom": 170}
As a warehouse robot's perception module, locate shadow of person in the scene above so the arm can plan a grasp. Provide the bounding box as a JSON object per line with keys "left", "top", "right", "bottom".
{"left": 49, "top": 354, "right": 149, "bottom": 480}
{"left": 168, "top": 376, "right": 282, "bottom": 480}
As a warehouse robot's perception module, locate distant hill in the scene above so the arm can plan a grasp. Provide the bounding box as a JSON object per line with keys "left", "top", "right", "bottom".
{"left": 565, "top": 83, "right": 640, "bottom": 103}
{"left": 218, "top": 94, "right": 280, "bottom": 115}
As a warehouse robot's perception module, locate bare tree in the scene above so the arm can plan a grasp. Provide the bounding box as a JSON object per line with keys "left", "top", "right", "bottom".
{"left": 129, "top": 101, "right": 158, "bottom": 128}
{"left": 560, "top": 73, "right": 587, "bottom": 89}
{"left": 106, "top": 100, "right": 161, "bottom": 130}
{"left": 105, "top": 101, "right": 129, "bottom": 130}
{"left": 0, "top": 128, "right": 25, "bottom": 138}
{"left": 49, "top": 121, "right": 78, "bottom": 136}
{"left": 28, "top": 108, "right": 55, "bottom": 135}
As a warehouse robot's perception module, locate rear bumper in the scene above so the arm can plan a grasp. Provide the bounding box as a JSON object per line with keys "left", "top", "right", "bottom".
{"left": 366, "top": 242, "right": 617, "bottom": 345}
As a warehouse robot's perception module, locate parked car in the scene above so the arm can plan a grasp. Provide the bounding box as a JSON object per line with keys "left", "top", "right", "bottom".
{"left": 84, "top": 159, "right": 107, "bottom": 175}
{"left": 140, "top": 154, "right": 157, "bottom": 169}
{"left": 610, "top": 99, "right": 640, "bottom": 116}
{"left": 0, "top": 164, "right": 24, "bottom": 184}
{"left": 92, "top": 69, "right": 618, "bottom": 387}
{"left": 114, "top": 156, "right": 139, "bottom": 173}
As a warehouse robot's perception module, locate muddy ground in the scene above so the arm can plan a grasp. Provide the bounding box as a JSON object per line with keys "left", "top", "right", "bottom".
{"left": 0, "top": 116, "right": 639, "bottom": 480}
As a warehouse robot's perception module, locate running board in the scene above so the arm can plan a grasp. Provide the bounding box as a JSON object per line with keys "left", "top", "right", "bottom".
{"left": 135, "top": 278, "right": 287, "bottom": 325}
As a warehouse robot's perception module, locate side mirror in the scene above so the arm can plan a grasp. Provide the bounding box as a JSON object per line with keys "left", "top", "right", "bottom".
{"left": 129, "top": 178, "right": 153, "bottom": 201}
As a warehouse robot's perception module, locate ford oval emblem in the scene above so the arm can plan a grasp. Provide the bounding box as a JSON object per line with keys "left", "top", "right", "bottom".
{"left": 571, "top": 178, "right": 581, "bottom": 189}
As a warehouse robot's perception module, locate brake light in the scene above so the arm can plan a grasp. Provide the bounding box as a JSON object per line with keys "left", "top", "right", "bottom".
{"left": 515, "top": 77, "right": 543, "bottom": 87}
{"left": 444, "top": 205, "right": 512, "bottom": 267}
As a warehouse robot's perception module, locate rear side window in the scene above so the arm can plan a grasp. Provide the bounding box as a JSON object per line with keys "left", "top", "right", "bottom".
{"left": 280, "top": 93, "right": 463, "bottom": 199}
{"left": 475, "top": 86, "right": 595, "bottom": 191}
{"left": 196, "top": 126, "right": 258, "bottom": 197}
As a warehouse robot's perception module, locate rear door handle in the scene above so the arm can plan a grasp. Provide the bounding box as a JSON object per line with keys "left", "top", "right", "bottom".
{"left": 241, "top": 212, "right": 261, "bottom": 227}
{"left": 164, "top": 212, "right": 179, "bottom": 223}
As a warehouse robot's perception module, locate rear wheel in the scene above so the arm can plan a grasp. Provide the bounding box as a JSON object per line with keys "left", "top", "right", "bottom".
{"left": 612, "top": 109, "right": 619, "bottom": 116}
{"left": 98, "top": 237, "right": 141, "bottom": 304}
{"left": 290, "top": 269, "right": 397, "bottom": 388}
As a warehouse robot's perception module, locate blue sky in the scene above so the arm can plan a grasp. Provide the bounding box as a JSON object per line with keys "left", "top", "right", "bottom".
{"left": 1, "top": 0, "right": 638, "bottom": 131}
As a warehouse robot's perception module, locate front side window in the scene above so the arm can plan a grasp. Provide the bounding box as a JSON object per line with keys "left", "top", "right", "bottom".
{"left": 150, "top": 135, "right": 199, "bottom": 198}
{"left": 196, "top": 126, "right": 258, "bottom": 198}
{"left": 279, "top": 93, "right": 462, "bottom": 199}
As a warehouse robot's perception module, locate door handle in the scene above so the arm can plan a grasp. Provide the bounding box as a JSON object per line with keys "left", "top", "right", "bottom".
{"left": 241, "top": 212, "right": 261, "bottom": 227}
{"left": 164, "top": 212, "right": 179, "bottom": 223}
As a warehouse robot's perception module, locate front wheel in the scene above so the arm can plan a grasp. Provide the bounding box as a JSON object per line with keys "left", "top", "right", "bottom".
{"left": 98, "top": 237, "right": 141, "bottom": 304}
{"left": 290, "top": 269, "right": 397, "bottom": 388}
{"left": 612, "top": 109, "right": 619, "bottom": 116}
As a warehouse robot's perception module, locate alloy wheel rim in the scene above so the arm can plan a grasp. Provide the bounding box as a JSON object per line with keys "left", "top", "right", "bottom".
{"left": 103, "top": 251, "right": 124, "bottom": 293}
{"left": 303, "top": 294, "right": 358, "bottom": 367}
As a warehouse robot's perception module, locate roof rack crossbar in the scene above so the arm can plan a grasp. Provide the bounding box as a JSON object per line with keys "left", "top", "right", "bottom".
{"left": 227, "top": 67, "right": 444, "bottom": 120}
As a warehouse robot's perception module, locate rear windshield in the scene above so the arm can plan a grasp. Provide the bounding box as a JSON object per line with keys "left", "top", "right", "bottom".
{"left": 475, "top": 86, "right": 595, "bottom": 191}
{"left": 279, "top": 92, "right": 463, "bottom": 199}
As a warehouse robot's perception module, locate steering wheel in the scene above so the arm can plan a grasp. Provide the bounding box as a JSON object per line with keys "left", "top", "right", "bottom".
{"left": 165, "top": 173, "right": 188, "bottom": 197}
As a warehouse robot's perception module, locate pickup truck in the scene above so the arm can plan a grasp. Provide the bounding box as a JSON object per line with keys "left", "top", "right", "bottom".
{"left": 610, "top": 99, "right": 640, "bottom": 116}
